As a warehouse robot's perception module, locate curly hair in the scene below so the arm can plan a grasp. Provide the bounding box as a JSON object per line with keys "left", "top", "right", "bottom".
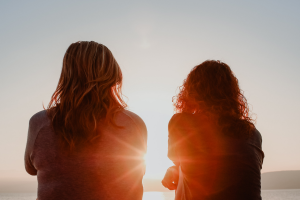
{"left": 173, "top": 60, "right": 254, "bottom": 137}
{"left": 47, "top": 41, "right": 127, "bottom": 150}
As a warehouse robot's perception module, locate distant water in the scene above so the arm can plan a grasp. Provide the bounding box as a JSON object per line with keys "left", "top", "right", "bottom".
{"left": 261, "top": 189, "right": 300, "bottom": 200}
{"left": 143, "top": 190, "right": 300, "bottom": 200}
{"left": 0, "top": 193, "right": 37, "bottom": 200}
{"left": 1, "top": 190, "right": 300, "bottom": 200}
{"left": 143, "top": 191, "right": 175, "bottom": 200}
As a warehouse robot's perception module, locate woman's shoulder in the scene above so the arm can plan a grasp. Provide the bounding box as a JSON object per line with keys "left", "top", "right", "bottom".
{"left": 248, "top": 127, "right": 263, "bottom": 149}
{"left": 29, "top": 110, "right": 50, "bottom": 131}
{"left": 26, "top": 110, "right": 51, "bottom": 169}
{"left": 116, "top": 110, "right": 147, "bottom": 133}
{"left": 168, "top": 113, "right": 213, "bottom": 134}
{"left": 169, "top": 112, "right": 199, "bottom": 124}
{"left": 168, "top": 113, "right": 196, "bottom": 129}
{"left": 169, "top": 113, "right": 182, "bottom": 125}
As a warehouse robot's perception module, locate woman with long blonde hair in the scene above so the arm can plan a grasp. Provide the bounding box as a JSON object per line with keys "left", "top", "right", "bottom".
{"left": 25, "top": 41, "right": 147, "bottom": 200}
{"left": 162, "top": 60, "right": 264, "bottom": 200}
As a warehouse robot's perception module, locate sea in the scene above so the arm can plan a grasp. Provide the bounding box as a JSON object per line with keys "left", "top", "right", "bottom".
{"left": 0, "top": 190, "right": 300, "bottom": 200}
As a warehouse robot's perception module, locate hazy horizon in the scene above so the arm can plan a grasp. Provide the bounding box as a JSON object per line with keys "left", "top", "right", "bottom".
{"left": 1, "top": 170, "right": 300, "bottom": 193}
{"left": 0, "top": 0, "right": 299, "bottom": 186}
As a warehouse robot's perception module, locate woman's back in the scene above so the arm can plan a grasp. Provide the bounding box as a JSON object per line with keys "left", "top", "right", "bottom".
{"left": 25, "top": 110, "right": 147, "bottom": 200}
{"left": 168, "top": 113, "right": 264, "bottom": 200}
{"left": 162, "top": 60, "right": 264, "bottom": 200}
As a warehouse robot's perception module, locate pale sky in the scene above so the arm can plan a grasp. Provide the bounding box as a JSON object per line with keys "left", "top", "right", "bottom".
{"left": 0, "top": 0, "right": 299, "bottom": 180}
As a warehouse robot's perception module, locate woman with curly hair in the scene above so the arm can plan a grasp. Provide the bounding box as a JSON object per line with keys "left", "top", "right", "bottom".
{"left": 24, "top": 41, "right": 147, "bottom": 200}
{"left": 162, "top": 60, "right": 264, "bottom": 200}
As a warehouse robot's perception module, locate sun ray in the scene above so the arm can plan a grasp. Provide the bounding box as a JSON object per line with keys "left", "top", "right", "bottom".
{"left": 111, "top": 162, "right": 145, "bottom": 184}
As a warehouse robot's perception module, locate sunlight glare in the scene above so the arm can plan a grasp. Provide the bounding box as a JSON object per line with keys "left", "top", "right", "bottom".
{"left": 143, "top": 147, "right": 174, "bottom": 179}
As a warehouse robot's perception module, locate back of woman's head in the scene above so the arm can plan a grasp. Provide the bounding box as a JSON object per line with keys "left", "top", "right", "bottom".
{"left": 47, "top": 41, "right": 127, "bottom": 149}
{"left": 174, "top": 60, "right": 254, "bottom": 137}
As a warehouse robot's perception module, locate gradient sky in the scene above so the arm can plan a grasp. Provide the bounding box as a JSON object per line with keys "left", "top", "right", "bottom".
{"left": 0, "top": 0, "right": 299, "bottom": 180}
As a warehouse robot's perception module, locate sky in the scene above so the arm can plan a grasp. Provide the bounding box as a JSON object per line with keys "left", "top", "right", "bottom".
{"left": 0, "top": 0, "right": 300, "bottom": 181}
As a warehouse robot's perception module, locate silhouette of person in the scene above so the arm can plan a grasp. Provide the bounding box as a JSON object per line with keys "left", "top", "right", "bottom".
{"left": 162, "top": 60, "right": 264, "bottom": 200}
{"left": 25, "top": 41, "right": 147, "bottom": 200}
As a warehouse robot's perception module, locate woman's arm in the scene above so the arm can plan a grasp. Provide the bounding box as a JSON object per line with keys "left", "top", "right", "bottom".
{"left": 24, "top": 115, "right": 38, "bottom": 175}
{"left": 162, "top": 165, "right": 179, "bottom": 190}
{"left": 24, "top": 111, "right": 48, "bottom": 175}
{"left": 162, "top": 114, "right": 181, "bottom": 190}
{"left": 122, "top": 110, "right": 148, "bottom": 175}
{"left": 167, "top": 114, "right": 181, "bottom": 166}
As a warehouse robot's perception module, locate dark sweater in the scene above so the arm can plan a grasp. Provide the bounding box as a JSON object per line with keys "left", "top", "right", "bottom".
{"left": 25, "top": 110, "right": 147, "bottom": 200}
{"left": 168, "top": 113, "right": 264, "bottom": 200}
